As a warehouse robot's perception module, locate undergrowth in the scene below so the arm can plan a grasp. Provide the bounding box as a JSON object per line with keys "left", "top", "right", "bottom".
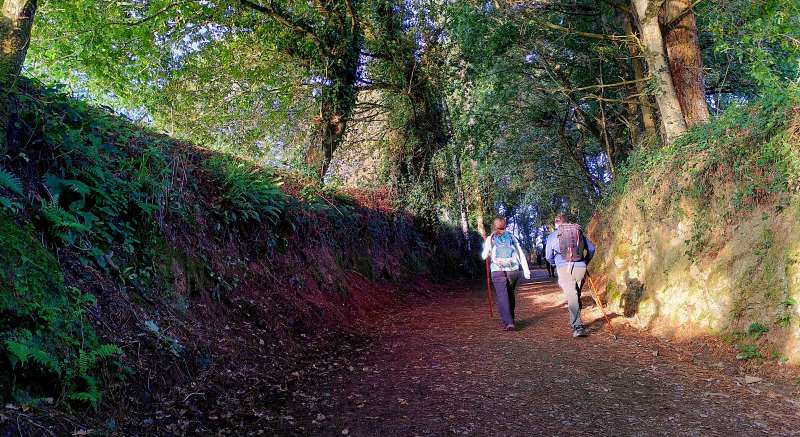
{"left": 610, "top": 92, "right": 800, "bottom": 258}
{"left": 0, "top": 82, "right": 287, "bottom": 408}
{"left": 0, "top": 79, "right": 466, "bottom": 412}
{"left": 595, "top": 90, "right": 800, "bottom": 363}
{"left": 0, "top": 212, "right": 121, "bottom": 409}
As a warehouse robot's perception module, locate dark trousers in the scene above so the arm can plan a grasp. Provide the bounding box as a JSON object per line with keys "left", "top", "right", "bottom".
{"left": 491, "top": 270, "right": 521, "bottom": 326}
{"left": 546, "top": 262, "right": 555, "bottom": 278}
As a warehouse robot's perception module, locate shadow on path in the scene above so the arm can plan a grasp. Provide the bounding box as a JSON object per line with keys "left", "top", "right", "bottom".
{"left": 278, "top": 268, "right": 800, "bottom": 436}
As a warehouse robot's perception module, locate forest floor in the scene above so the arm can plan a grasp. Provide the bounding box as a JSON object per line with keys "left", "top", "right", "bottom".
{"left": 278, "top": 269, "right": 800, "bottom": 436}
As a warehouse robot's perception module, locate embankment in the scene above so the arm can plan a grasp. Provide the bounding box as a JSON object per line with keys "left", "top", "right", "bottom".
{"left": 589, "top": 96, "right": 800, "bottom": 364}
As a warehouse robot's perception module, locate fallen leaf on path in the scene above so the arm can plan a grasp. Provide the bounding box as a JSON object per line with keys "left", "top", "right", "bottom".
{"left": 744, "top": 376, "right": 763, "bottom": 384}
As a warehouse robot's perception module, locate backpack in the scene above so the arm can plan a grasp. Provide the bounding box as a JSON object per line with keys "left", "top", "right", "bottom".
{"left": 491, "top": 232, "right": 518, "bottom": 268}
{"left": 557, "top": 223, "right": 586, "bottom": 262}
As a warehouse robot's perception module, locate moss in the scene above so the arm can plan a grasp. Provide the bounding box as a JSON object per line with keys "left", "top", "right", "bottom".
{"left": 0, "top": 212, "right": 119, "bottom": 405}
{"left": 606, "top": 281, "right": 621, "bottom": 304}
{"left": 163, "top": 249, "right": 214, "bottom": 299}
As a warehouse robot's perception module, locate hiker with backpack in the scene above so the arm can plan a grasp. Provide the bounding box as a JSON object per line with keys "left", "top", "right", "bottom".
{"left": 481, "top": 217, "right": 531, "bottom": 331}
{"left": 545, "top": 213, "right": 596, "bottom": 337}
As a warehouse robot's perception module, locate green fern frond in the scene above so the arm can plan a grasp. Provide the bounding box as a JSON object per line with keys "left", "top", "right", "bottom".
{"left": 78, "top": 349, "right": 91, "bottom": 375}
{"left": 66, "top": 390, "right": 100, "bottom": 410}
{"left": 0, "top": 169, "right": 22, "bottom": 195}
{"left": 5, "top": 340, "right": 30, "bottom": 368}
{"left": 92, "top": 344, "right": 123, "bottom": 360}
{"left": 41, "top": 202, "right": 90, "bottom": 232}
{"left": 0, "top": 196, "right": 21, "bottom": 212}
{"left": 29, "top": 348, "right": 62, "bottom": 375}
{"left": 62, "top": 179, "right": 91, "bottom": 195}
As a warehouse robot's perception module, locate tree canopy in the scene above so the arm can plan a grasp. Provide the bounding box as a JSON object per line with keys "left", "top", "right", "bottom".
{"left": 2, "top": 0, "right": 799, "bottom": 246}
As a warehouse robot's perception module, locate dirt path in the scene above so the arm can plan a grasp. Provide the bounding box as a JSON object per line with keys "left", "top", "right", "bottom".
{"left": 278, "top": 269, "right": 800, "bottom": 436}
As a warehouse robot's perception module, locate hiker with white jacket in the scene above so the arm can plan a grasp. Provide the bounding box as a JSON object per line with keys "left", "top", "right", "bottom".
{"left": 481, "top": 217, "right": 531, "bottom": 331}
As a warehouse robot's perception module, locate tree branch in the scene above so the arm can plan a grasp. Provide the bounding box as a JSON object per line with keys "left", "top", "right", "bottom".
{"left": 664, "top": 0, "right": 704, "bottom": 29}
{"left": 540, "top": 21, "right": 632, "bottom": 42}
{"left": 239, "top": 0, "right": 328, "bottom": 54}
{"left": 107, "top": 0, "right": 194, "bottom": 26}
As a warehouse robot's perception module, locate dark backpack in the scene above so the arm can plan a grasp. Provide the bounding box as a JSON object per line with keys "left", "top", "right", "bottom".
{"left": 557, "top": 223, "right": 586, "bottom": 262}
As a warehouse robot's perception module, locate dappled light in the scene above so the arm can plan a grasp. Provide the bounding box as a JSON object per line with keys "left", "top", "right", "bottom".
{"left": 0, "top": 0, "right": 799, "bottom": 435}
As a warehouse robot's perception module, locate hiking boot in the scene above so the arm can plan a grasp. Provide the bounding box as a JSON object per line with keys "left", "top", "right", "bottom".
{"left": 572, "top": 327, "right": 588, "bottom": 338}
{"left": 504, "top": 324, "right": 515, "bottom": 331}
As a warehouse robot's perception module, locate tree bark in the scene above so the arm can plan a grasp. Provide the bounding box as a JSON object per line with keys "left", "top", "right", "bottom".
{"left": 661, "top": 0, "right": 710, "bottom": 127}
{"left": 621, "top": 10, "right": 657, "bottom": 139}
{"left": 0, "top": 0, "right": 37, "bottom": 154}
{"left": 470, "top": 158, "right": 488, "bottom": 239}
{"left": 452, "top": 150, "right": 471, "bottom": 253}
{"left": 631, "top": 0, "right": 687, "bottom": 144}
{"left": 301, "top": 1, "right": 361, "bottom": 181}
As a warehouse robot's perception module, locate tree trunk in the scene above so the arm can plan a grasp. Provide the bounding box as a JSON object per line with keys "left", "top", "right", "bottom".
{"left": 661, "top": 0, "right": 710, "bottom": 127}
{"left": 307, "top": 105, "right": 348, "bottom": 179}
{"left": 632, "top": 0, "right": 687, "bottom": 144}
{"left": 452, "top": 150, "right": 471, "bottom": 253}
{"left": 0, "top": 0, "right": 37, "bottom": 154}
{"left": 304, "top": 3, "right": 361, "bottom": 181}
{"left": 306, "top": 47, "right": 360, "bottom": 180}
{"left": 470, "top": 158, "right": 487, "bottom": 239}
{"left": 621, "top": 10, "right": 657, "bottom": 139}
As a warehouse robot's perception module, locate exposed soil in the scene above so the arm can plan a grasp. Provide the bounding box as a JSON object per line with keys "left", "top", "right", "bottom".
{"left": 278, "top": 269, "right": 800, "bottom": 436}
{"left": 5, "top": 269, "right": 800, "bottom": 436}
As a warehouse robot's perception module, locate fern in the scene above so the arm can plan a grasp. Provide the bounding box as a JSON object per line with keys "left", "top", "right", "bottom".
{"left": 41, "top": 201, "right": 91, "bottom": 238}
{"left": 0, "top": 168, "right": 22, "bottom": 195}
{"left": 5, "top": 337, "right": 61, "bottom": 374}
{"left": 78, "top": 349, "right": 91, "bottom": 375}
{"left": 5, "top": 339, "right": 30, "bottom": 368}
{"left": 29, "top": 348, "right": 61, "bottom": 375}
{"left": 0, "top": 196, "right": 21, "bottom": 212}
{"left": 92, "top": 344, "right": 123, "bottom": 360}
{"left": 66, "top": 389, "right": 100, "bottom": 410}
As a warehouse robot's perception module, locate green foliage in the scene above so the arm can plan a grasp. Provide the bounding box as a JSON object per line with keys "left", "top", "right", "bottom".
{"left": 684, "top": 215, "right": 711, "bottom": 262}
{"left": 0, "top": 168, "right": 22, "bottom": 195}
{"left": 736, "top": 343, "right": 764, "bottom": 361}
{"left": 207, "top": 156, "right": 286, "bottom": 227}
{"left": 618, "top": 95, "right": 800, "bottom": 226}
{"left": 0, "top": 213, "right": 121, "bottom": 406}
{"left": 10, "top": 84, "right": 177, "bottom": 271}
{"left": 0, "top": 168, "right": 23, "bottom": 213}
{"left": 28, "top": 0, "right": 361, "bottom": 167}
{"left": 747, "top": 322, "right": 770, "bottom": 340}
{"left": 701, "top": 0, "right": 800, "bottom": 92}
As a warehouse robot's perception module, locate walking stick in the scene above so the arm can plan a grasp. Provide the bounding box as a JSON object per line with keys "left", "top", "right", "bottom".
{"left": 485, "top": 259, "right": 494, "bottom": 317}
{"left": 585, "top": 273, "right": 616, "bottom": 338}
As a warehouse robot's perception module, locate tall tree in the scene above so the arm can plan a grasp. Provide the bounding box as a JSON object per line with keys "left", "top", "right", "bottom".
{"left": 632, "top": 0, "right": 687, "bottom": 143}
{"left": 621, "top": 10, "right": 657, "bottom": 139}
{"left": 219, "top": 0, "right": 364, "bottom": 178}
{"left": 451, "top": 145, "right": 472, "bottom": 253}
{"left": 29, "top": 0, "right": 362, "bottom": 179}
{"left": 661, "top": 0, "right": 710, "bottom": 127}
{"left": 0, "top": 0, "right": 36, "bottom": 153}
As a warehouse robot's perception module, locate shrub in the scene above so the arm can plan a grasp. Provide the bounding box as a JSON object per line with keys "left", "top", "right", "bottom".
{"left": 0, "top": 212, "right": 121, "bottom": 408}
{"left": 207, "top": 156, "right": 286, "bottom": 227}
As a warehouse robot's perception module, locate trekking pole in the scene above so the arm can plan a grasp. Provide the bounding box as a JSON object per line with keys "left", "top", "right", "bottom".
{"left": 585, "top": 273, "right": 616, "bottom": 338}
{"left": 484, "top": 259, "right": 494, "bottom": 317}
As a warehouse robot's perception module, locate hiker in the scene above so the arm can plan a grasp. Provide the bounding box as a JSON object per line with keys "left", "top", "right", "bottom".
{"left": 543, "top": 245, "right": 556, "bottom": 278}
{"left": 545, "top": 213, "right": 595, "bottom": 337}
{"left": 481, "top": 217, "right": 531, "bottom": 331}
{"left": 545, "top": 256, "right": 555, "bottom": 278}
